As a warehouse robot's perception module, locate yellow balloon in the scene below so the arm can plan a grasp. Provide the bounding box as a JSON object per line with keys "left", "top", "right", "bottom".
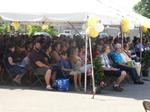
{"left": 141, "top": 23, "right": 148, "bottom": 33}
{"left": 11, "top": 21, "right": 20, "bottom": 30}
{"left": 121, "top": 26, "right": 130, "bottom": 33}
{"left": 42, "top": 24, "right": 49, "bottom": 30}
{"left": 87, "top": 26, "right": 99, "bottom": 38}
{"left": 6, "top": 25, "right": 10, "bottom": 32}
{"left": 121, "top": 18, "right": 130, "bottom": 33}
{"left": 87, "top": 16, "right": 99, "bottom": 27}
{"left": 121, "top": 18, "right": 129, "bottom": 26}
{"left": 26, "top": 25, "right": 32, "bottom": 35}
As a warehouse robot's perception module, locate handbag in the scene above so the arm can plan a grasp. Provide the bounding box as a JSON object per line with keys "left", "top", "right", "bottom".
{"left": 54, "top": 78, "right": 70, "bottom": 91}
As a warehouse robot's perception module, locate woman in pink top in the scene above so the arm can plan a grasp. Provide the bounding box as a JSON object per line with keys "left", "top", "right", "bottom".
{"left": 79, "top": 46, "right": 92, "bottom": 76}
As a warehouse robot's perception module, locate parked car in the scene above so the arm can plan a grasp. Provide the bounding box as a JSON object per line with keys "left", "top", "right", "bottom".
{"left": 34, "top": 32, "right": 50, "bottom": 36}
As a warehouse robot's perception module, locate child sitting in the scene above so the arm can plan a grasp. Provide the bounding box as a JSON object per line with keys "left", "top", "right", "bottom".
{"left": 69, "top": 47, "right": 82, "bottom": 91}
{"left": 59, "top": 52, "right": 72, "bottom": 78}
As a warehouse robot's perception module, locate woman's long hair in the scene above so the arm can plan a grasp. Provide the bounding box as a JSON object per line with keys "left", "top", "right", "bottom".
{"left": 69, "top": 47, "right": 78, "bottom": 64}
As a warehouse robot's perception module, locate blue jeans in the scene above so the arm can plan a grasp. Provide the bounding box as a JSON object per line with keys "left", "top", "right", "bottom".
{"left": 117, "top": 64, "right": 138, "bottom": 82}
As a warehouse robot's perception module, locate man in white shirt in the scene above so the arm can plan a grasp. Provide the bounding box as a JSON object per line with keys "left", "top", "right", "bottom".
{"left": 100, "top": 44, "right": 127, "bottom": 92}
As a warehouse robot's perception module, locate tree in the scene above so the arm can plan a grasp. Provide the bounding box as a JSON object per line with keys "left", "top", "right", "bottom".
{"left": 134, "top": 0, "right": 150, "bottom": 41}
{"left": 93, "top": 57, "right": 104, "bottom": 86}
{"left": 134, "top": 0, "right": 150, "bottom": 18}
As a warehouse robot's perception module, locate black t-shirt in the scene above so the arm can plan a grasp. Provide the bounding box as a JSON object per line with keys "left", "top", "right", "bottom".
{"left": 40, "top": 50, "right": 52, "bottom": 64}
{"left": 15, "top": 51, "right": 26, "bottom": 62}
{"left": 5, "top": 51, "right": 17, "bottom": 68}
{"left": 29, "top": 49, "right": 48, "bottom": 69}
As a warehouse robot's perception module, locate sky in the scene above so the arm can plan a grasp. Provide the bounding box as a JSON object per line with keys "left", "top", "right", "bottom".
{"left": 102, "top": 0, "right": 141, "bottom": 11}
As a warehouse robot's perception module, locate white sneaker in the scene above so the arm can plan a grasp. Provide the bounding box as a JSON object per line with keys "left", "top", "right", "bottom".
{"left": 46, "top": 85, "right": 53, "bottom": 90}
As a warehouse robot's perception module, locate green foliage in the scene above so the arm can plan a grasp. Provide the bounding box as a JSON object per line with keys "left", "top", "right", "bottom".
{"left": 134, "top": 0, "right": 150, "bottom": 18}
{"left": 0, "top": 24, "right": 4, "bottom": 34}
{"left": 29, "top": 25, "right": 42, "bottom": 35}
{"left": 93, "top": 56, "right": 105, "bottom": 85}
{"left": 134, "top": 1, "right": 150, "bottom": 39}
{"left": 43, "top": 26, "right": 58, "bottom": 36}
{"left": 143, "top": 50, "right": 150, "bottom": 70}
{"left": 0, "top": 22, "right": 10, "bottom": 35}
{"left": 143, "top": 29, "right": 150, "bottom": 41}
{"left": 0, "top": 23, "right": 58, "bottom": 36}
{"left": 26, "top": 25, "right": 58, "bottom": 36}
{"left": 18, "top": 27, "right": 26, "bottom": 33}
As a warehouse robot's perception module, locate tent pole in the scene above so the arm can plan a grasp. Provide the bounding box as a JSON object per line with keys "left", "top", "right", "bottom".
{"left": 66, "top": 21, "right": 88, "bottom": 93}
{"left": 121, "top": 30, "right": 124, "bottom": 47}
{"left": 88, "top": 38, "right": 96, "bottom": 99}
{"left": 120, "top": 25, "right": 124, "bottom": 47}
{"left": 67, "top": 21, "right": 83, "bottom": 38}
{"left": 59, "top": 25, "right": 61, "bottom": 34}
{"left": 139, "top": 27, "right": 143, "bottom": 62}
{"left": 84, "top": 36, "right": 88, "bottom": 93}
{"left": 122, "top": 33, "right": 124, "bottom": 47}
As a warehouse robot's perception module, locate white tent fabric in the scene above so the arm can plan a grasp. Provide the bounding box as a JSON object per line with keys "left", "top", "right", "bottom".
{"left": 0, "top": 0, "right": 122, "bottom": 25}
{"left": 114, "top": 10, "right": 150, "bottom": 28}
{"left": 127, "top": 12, "right": 150, "bottom": 28}
{"left": 0, "top": 13, "right": 43, "bottom": 21}
{"left": 0, "top": 0, "right": 150, "bottom": 27}
{"left": 97, "top": 0, "right": 150, "bottom": 28}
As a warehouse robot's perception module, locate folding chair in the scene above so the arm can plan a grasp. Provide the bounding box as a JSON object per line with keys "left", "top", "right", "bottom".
{"left": 0, "top": 62, "right": 5, "bottom": 83}
{"left": 2, "top": 59, "right": 16, "bottom": 85}
{"left": 29, "top": 65, "right": 45, "bottom": 88}
{"left": 143, "top": 101, "right": 150, "bottom": 112}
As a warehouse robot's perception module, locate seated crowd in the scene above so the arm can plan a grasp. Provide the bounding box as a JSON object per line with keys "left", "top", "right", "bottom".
{"left": 0, "top": 34, "right": 149, "bottom": 92}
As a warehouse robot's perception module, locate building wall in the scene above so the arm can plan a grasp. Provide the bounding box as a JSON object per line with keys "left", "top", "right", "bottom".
{"left": 52, "top": 22, "right": 141, "bottom": 39}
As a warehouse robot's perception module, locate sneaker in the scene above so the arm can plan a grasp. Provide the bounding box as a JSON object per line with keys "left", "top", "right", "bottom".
{"left": 46, "top": 85, "right": 53, "bottom": 90}
{"left": 134, "top": 80, "right": 144, "bottom": 84}
{"left": 13, "top": 79, "right": 21, "bottom": 85}
{"left": 113, "top": 86, "right": 123, "bottom": 92}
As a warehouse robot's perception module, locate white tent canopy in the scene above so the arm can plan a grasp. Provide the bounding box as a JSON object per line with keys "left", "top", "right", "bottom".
{"left": 0, "top": 13, "right": 43, "bottom": 22}
{"left": 113, "top": 10, "right": 150, "bottom": 28}
{"left": 97, "top": 0, "right": 150, "bottom": 28}
{"left": 0, "top": 0, "right": 122, "bottom": 25}
{"left": 0, "top": 0, "right": 150, "bottom": 27}
{"left": 127, "top": 12, "right": 150, "bottom": 28}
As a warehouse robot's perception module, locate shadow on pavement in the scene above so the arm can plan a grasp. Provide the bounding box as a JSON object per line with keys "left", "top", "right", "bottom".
{"left": 0, "top": 76, "right": 150, "bottom": 101}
